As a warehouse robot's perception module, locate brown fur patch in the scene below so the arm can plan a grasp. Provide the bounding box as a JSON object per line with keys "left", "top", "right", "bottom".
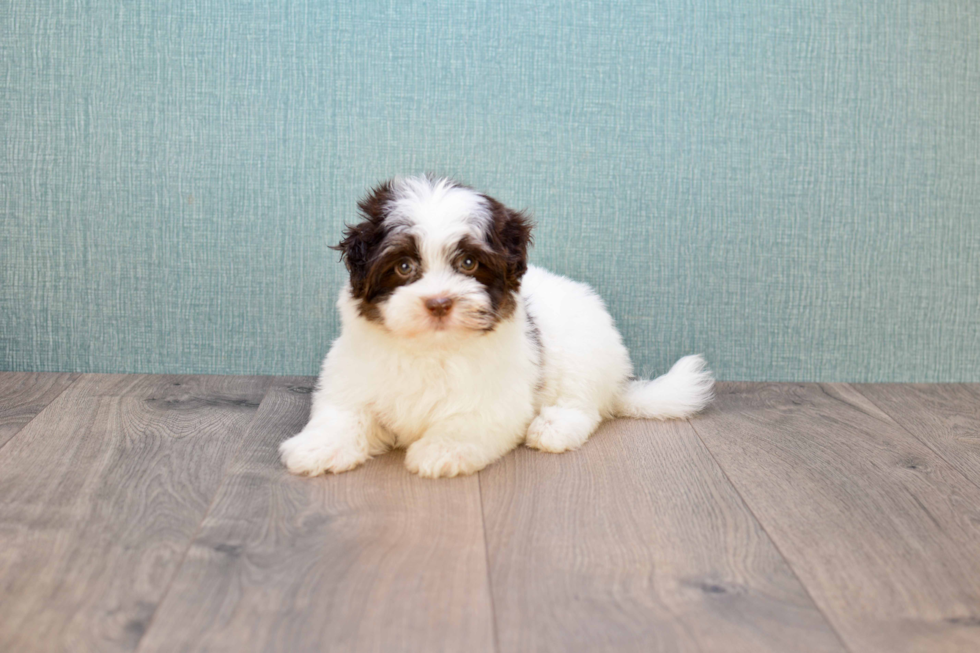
{"left": 332, "top": 181, "right": 393, "bottom": 298}
{"left": 475, "top": 194, "right": 534, "bottom": 323}
{"left": 355, "top": 233, "right": 422, "bottom": 321}
{"left": 333, "top": 182, "right": 422, "bottom": 321}
{"left": 526, "top": 310, "right": 545, "bottom": 390}
{"left": 453, "top": 236, "right": 518, "bottom": 324}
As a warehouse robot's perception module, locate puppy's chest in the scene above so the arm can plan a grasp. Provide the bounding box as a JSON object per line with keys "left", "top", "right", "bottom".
{"left": 366, "top": 353, "right": 530, "bottom": 442}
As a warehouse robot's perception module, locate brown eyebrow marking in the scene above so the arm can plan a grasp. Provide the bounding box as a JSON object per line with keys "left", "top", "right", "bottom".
{"left": 453, "top": 235, "right": 497, "bottom": 261}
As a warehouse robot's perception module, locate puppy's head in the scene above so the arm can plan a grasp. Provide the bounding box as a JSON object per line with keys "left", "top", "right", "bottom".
{"left": 334, "top": 176, "right": 533, "bottom": 338}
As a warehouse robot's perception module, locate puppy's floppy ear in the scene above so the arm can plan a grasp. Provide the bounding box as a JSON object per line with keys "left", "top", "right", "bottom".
{"left": 331, "top": 181, "right": 393, "bottom": 298}
{"left": 484, "top": 195, "right": 534, "bottom": 289}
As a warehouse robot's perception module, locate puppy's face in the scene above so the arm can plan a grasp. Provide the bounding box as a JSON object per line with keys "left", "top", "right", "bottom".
{"left": 335, "top": 177, "right": 533, "bottom": 338}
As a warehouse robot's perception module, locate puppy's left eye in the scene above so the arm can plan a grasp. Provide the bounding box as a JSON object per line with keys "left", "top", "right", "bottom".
{"left": 458, "top": 256, "right": 478, "bottom": 273}
{"left": 394, "top": 258, "right": 417, "bottom": 277}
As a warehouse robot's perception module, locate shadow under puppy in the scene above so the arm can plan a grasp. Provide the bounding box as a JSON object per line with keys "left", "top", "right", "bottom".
{"left": 280, "top": 176, "right": 714, "bottom": 478}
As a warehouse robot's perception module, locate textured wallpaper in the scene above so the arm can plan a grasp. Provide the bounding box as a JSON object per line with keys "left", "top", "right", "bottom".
{"left": 1, "top": 1, "right": 978, "bottom": 381}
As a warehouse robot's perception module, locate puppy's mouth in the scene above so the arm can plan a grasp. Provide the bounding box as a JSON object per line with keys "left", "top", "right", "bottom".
{"left": 427, "top": 315, "right": 453, "bottom": 331}
{"left": 422, "top": 308, "right": 493, "bottom": 334}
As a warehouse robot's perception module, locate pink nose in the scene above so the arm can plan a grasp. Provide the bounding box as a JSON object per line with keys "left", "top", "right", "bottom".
{"left": 424, "top": 296, "right": 454, "bottom": 317}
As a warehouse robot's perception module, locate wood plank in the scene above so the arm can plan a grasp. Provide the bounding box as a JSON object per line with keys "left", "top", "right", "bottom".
{"left": 0, "top": 372, "right": 78, "bottom": 447}
{"left": 63, "top": 372, "right": 271, "bottom": 399}
{"left": 0, "top": 373, "right": 271, "bottom": 653}
{"left": 480, "top": 418, "right": 846, "bottom": 653}
{"left": 138, "top": 378, "right": 496, "bottom": 653}
{"left": 854, "top": 384, "right": 980, "bottom": 490}
{"left": 690, "top": 383, "right": 980, "bottom": 653}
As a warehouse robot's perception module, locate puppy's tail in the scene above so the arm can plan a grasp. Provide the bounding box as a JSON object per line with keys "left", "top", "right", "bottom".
{"left": 614, "top": 355, "right": 714, "bottom": 420}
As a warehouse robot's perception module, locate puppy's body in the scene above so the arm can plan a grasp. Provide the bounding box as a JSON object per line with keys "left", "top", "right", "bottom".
{"left": 280, "top": 176, "right": 713, "bottom": 478}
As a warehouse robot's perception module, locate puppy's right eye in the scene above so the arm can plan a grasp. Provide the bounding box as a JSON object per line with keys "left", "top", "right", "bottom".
{"left": 395, "top": 259, "right": 416, "bottom": 277}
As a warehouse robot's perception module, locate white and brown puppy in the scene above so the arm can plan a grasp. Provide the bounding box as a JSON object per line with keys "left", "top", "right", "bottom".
{"left": 279, "top": 176, "right": 714, "bottom": 478}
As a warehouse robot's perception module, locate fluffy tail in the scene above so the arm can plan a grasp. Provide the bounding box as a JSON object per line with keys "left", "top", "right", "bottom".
{"left": 615, "top": 355, "right": 715, "bottom": 420}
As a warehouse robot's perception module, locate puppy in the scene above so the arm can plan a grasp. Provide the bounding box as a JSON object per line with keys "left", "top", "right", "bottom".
{"left": 279, "top": 176, "right": 714, "bottom": 478}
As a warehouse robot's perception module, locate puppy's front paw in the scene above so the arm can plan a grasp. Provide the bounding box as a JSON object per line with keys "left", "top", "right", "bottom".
{"left": 404, "top": 438, "right": 488, "bottom": 479}
{"left": 279, "top": 428, "right": 368, "bottom": 476}
{"left": 525, "top": 406, "right": 598, "bottom": 453}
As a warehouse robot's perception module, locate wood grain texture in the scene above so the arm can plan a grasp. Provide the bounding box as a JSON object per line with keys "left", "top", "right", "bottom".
{"left": 7, "top": 374, "right": 980, "bottom": 653}
{"left": 0, "top": 373, "right": 271, "bottom": 653}
{"left": 853, "top": 384, "right": 980, "bottom": 490}
{"left": 64, "top": 372, "right": 274, "bottom": 398}
{"left": 480, "top": 418, "right": 846, "bottom": 653}
{"left": 0, "top": 372, "right": 78, "bottom": 447}
{"left": 690, "top": 383, "right": 980, "bottom": 653}
{"left": 138, "top": 378, "right": 496, "bottom": 653}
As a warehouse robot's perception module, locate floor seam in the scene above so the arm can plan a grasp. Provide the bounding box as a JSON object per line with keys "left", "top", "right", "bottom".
{"left": 685, "top": 414, "right": 857, "bottom": 653}
{"left": 846, "top": 383, "right": 980, "bottom": 494}
{"left": 0, "top": 372, "right": 83, "bottom": 456}
{"left": 477, "top": 472, "right": 502, "bottom": 653}
{"left": 133, "top": 375, "right": 276, "bottom": 653}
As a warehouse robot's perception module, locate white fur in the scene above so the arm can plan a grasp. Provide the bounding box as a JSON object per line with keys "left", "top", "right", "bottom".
{"left": 280, "top": 177, "right": 714, "bottom": 478}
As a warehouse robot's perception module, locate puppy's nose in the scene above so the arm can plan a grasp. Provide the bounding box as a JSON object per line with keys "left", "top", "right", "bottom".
{"left": 424, "top": 296, "right": 454, "bottom": 317}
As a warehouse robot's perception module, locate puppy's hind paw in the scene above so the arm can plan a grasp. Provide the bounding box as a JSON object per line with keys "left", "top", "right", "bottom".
{"left": 525, "top": 406, "right": 600, "bottom": 453}
{"left": 279, "top": 429, "right": 368, "bottom": 476}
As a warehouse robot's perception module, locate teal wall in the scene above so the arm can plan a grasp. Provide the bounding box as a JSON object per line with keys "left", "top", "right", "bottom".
{"left": 2, "top": 1, "right": 979, "bottom": 381}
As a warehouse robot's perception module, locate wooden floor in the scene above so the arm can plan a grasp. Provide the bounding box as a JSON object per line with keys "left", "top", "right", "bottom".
{"left": 1, "top": 374, "right": 978, "bottom": 653}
